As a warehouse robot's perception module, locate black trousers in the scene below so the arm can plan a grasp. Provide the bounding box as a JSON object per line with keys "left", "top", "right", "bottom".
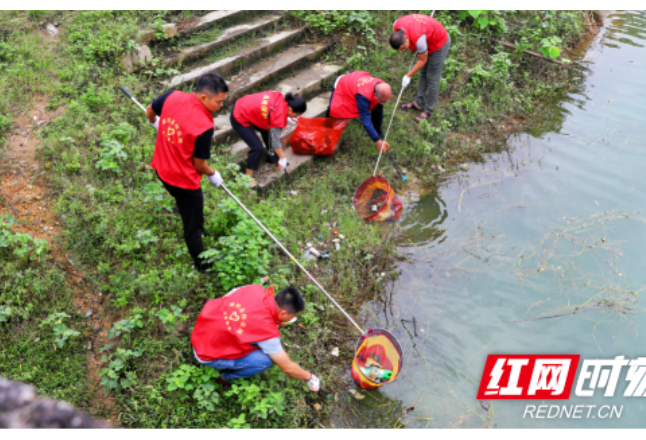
{"left": 158, "top": 174, "right": 210, "bottom": 270}
{"left": 327, "top": 89, "right": 384, "bottom": 138}
{"left": 230, "top": 109, "right": 269, "bottom": 172}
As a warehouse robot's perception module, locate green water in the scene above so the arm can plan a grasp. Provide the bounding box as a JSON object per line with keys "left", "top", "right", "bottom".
{"left": 335, "top": 11, "right": 646, "bottom": 428}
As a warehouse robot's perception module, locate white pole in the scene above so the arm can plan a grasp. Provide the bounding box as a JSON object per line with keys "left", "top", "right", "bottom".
{"left": 220, "top": 183, "right": 365, "bottom": 335}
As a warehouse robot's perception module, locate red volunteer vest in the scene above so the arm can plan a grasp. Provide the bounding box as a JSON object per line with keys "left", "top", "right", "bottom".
{"left": 329, "top": 71, "right": 383, "bottom": 119}
{"left": 191, "top": 285, "right": 281, "bottom": 361}
{"left": 233, "top": 91, "right": 288, "bottom": 129}
{"left": 151, "top": 91, "right": 214, "bottom": 190}
{"left": 394, "top": 14, "right": 449, "bottom": 54}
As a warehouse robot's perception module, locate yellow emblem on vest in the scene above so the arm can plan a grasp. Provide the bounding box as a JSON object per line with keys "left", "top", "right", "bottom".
{"left": 224, "top": 303, "right": 247, "bottom": 334}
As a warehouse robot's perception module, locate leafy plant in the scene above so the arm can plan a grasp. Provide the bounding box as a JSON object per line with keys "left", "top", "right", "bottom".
{"left": 39, "top": 312, "right": 80, "bottom": 348}
{"left": 201, "top": 171, "right": 286, "bottom": 290}
{"left": 292, "top": 11, "right": 377, "bottom": 44}
{"left": 540, "top": 35, "right": 563, "bottom": 60}
{"left": 0, "top": 215, "right": 48, "bottom": 260}
{"left": 95, "top": 139, "right": 127, "bottom": 174}
{"left": 458, "top": 10, "right": 507, "bottom": 35}
{"left": 227, "top": 413, "right": 251, "bottom": 429}
{"left": 0, "top": 305, "right": 12, "bottom": 323}
{"left": 224, "top": 380, "right": 286, "bottom": 422}
{"left": 108, "top": 313, "right": 143, "bottom": 339}
{"left": 165, "top": 364, "right": 221, "bottom": 410}
{"left": 99, "top": 347, "right": 142, "bottom": 394}
{"left": 152, "top": 17, "right": 169, "bottom": 41}
{"left": 155, "top": 305, "right": 186, "bottom": 331}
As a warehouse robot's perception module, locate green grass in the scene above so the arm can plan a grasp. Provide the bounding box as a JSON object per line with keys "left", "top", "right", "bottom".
{"left": 0, "top": 10, "right": 592, "bottom": 428}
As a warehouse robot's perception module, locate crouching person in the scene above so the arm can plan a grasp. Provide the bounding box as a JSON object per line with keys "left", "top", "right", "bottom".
{"left": 191, "top": 284, "right": 321, "bottom": 391}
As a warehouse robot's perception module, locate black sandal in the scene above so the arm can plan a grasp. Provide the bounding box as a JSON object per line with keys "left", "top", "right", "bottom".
{"left": 401, "top": 102, "right": 421, "bottom": 111}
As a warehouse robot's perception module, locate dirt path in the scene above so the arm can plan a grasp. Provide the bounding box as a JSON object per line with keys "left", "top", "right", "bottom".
{"left": 0, "top": 98, "right": 119, "bottom": 424}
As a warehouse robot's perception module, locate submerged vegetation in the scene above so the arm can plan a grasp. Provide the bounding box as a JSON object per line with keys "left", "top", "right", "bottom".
{"left": 0, "top": 10, "right": 595, "bottom": 427}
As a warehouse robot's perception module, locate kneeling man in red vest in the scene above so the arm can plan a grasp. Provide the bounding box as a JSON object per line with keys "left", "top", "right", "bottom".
{"left": 191, "top": 284, "right": 321, "bottom": 391}
{"left": 327, "top": 70, "right": 393, "bottom": 154}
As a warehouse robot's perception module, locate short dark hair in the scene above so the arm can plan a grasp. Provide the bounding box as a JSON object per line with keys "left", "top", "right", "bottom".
{"left": 195, "top": 73, "right": 229, "bottom": 95}
{"left": 276, "top": 286, "right": 305, "bottom": 314}
{"left": 285, "top": 92, "right": 307, "bottom": 114}
{"left": 389, "top": 30, "right": 405, "bottom": 50}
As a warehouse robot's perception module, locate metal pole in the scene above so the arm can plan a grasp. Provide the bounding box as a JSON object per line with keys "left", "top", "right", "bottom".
{"left": 220, "top": 183, "right": 365, "bottom": 335}
{"left": 373, "top": 87, "right": 404, "bottom": 177}
{"left": 119, "top": 87, "right": 148, "bottom": 113}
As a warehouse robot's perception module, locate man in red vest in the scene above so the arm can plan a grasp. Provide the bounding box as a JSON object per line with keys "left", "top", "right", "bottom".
{"left": 191, "top": 285, "right": 321, "bottom": 391}
{"left": 328, "top": 71, "right": 393, "bottom": 153}
{"left": 389, "top": 14, "right": 451, "bottom": 123}
{"left": 145, "top": 73, "right": 227, "bottom": 274}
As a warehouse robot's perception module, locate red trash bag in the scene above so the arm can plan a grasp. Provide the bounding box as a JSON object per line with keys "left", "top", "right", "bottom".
{"left": 289, "top": 117, "right": 348, "bottom": 156}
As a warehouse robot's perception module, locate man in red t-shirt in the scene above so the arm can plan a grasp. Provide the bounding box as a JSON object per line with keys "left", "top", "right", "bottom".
{"left": 191, "top": 284, "right": 321, "bottom": 391}
{"left": 389, "top": 14, "right": 451, "bottom": 123}
{"left": 145, "top": 73, "right": 227, "bottom": 274}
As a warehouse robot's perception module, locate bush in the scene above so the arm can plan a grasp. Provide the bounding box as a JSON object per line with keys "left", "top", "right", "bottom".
{"left": 0, "top": 214, "right": 48, "bottom": 261}
{"left": 0, "top": 113, "right": 12, "bottom": 142}
{"left": 292, "top": 11, "right": 377, "bottom": 43}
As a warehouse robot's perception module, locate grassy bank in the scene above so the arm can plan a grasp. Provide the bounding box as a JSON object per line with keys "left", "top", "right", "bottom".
{"left": 0, "top": 10, "right": 593, "bottom": 428}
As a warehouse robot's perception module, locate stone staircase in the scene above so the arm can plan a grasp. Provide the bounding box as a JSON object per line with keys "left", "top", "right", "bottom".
{"left": 136, "top": 11, "right": 344, "bottom": 188}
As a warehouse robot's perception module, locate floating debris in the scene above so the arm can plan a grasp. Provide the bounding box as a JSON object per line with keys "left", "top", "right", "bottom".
{"left": 330, "top": 347, "right": 339, "bottom": 357}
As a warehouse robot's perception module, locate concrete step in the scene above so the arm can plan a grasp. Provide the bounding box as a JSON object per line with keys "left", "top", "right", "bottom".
{"left": 256, "top": 144, "right": 315, "bottom": 188}
{"left": 228, "top": 92, "right": 331, "bottom": 161}
{"left": 164, "top": 27, "right": 306, "bottom": 90}
{"left": 139, "top": 11, "right": 246, "bottom": 44}
{"left": 212, "top": 63, "right": 342, "bottom": 146}
{"left": 162, "top": 15, "right": 283, "bottom": 68}
{"left": 223, "top": 44, "right": 329, "bottom": 106}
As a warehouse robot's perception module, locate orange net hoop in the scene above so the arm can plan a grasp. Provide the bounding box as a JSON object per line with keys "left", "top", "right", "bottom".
{"left": 351, "top": 328, "right": 403, "bottom": 390}
{"left": 352, "top": 175, "right": 403, "bottom": 223}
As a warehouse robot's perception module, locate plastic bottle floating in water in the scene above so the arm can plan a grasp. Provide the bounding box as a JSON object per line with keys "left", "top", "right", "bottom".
{"left": 360, "top": 366, "right": 392, "bottom": 381}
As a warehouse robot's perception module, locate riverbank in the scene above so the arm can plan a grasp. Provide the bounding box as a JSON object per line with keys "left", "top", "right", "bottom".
{"left": 0, "top": 10, "right": 596, "bottom": 428}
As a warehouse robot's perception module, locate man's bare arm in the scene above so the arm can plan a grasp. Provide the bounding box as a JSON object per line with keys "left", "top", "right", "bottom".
{"left": 192, "top": 157, "right": 215, "bottom": 176}
{"left": 408, "top": 52, "right": 428, "bottom": 77}
{"left": 145, "top": 105, "right": 157, "bottom": 124}
{"left": 268, "top": 350, "right": 312, "bottom": 381}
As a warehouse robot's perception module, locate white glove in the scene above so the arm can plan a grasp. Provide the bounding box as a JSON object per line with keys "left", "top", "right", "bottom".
{"left": 278, "top": 158, "right": 288, "bottom": 170}
{"left": 307, "top": 373, "right": 320, "bottom": 392}
{"left": 149, "top": 116, "right": 159, "bottom": 130}
{"left": 402, "top": 75, "right": 411, "bottom": 89}
{"left": 208, "top": 171, "right": 223, "bottom": 187}
{"left": 288, "top": 117, "right": 299, "bottom": 125}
